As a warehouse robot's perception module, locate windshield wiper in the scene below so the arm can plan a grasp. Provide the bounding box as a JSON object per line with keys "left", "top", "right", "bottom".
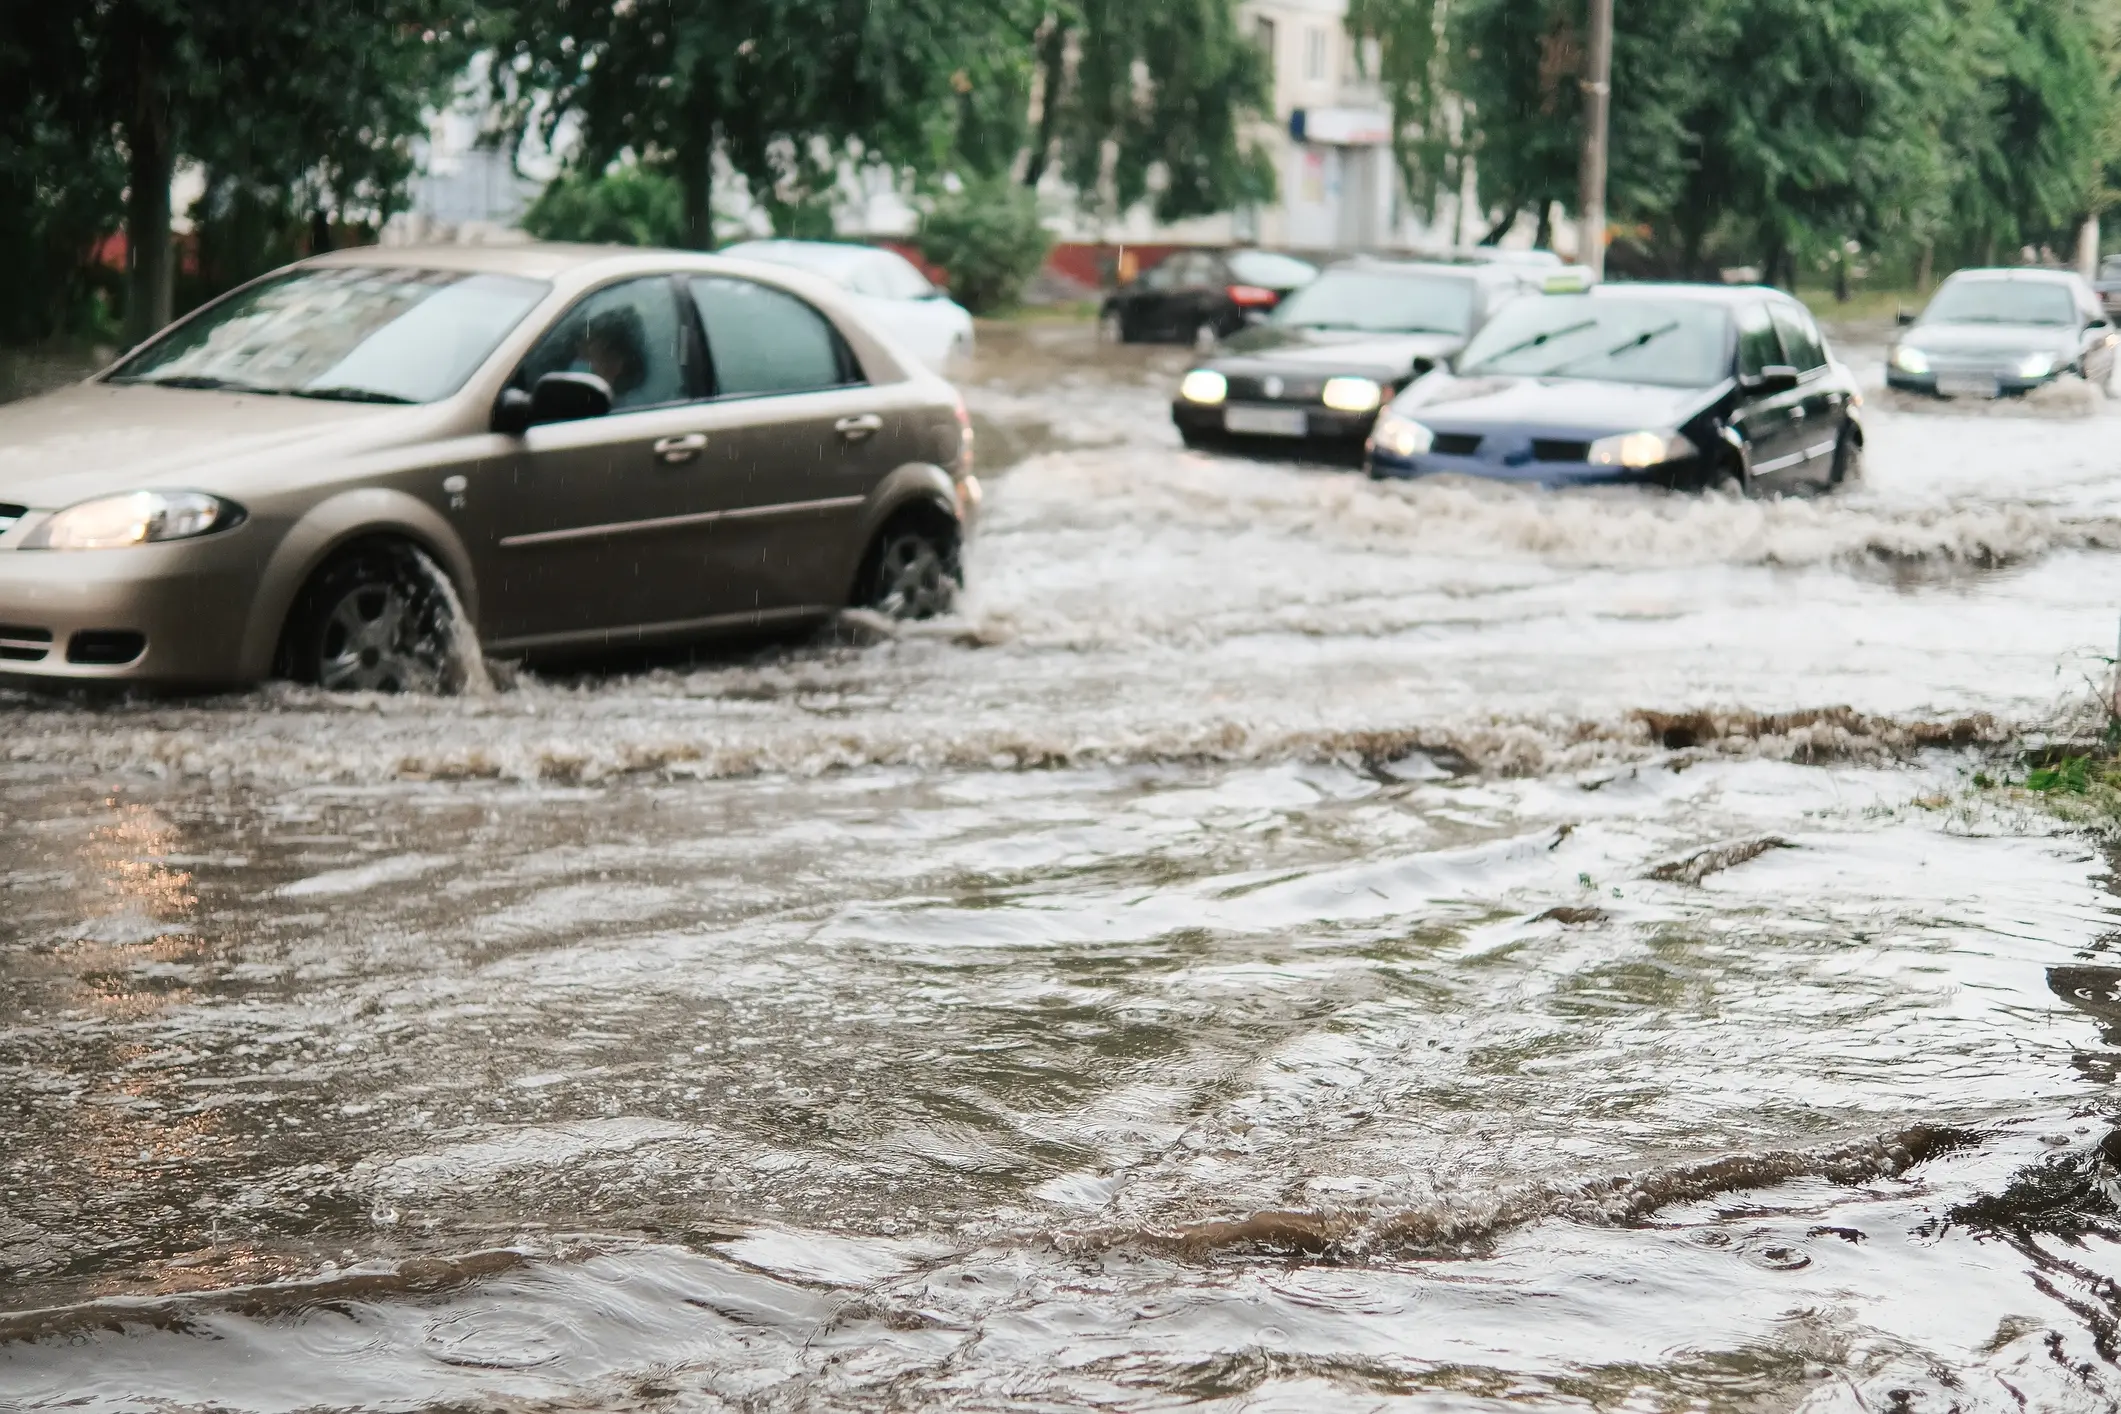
{"left": 1549, "top": 320, "right": 1681, "bottom": 372}
{"left": 1478, "top": 318, "right": 1598, "bottom": 363}
{"left": 112, "top": 374, "right": 284, "bottom": 394}
{"left": 287, "top": 386, "right": 416, "bottom": 404}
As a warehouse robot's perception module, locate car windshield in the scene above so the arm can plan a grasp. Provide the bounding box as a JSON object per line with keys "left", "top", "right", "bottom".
{"left": 1455, "top": 296, "right": 1733, "bottom": 388}
{"left": 110, "top": 266, "right": 550, "bottom": 402}
{"left": 1228, "top": 250, "right": 1318, "bottom": 289}
{"left": 1921, "top": 278, "right": 2075, "bottom": 326}
{"left": 1268, "top": 270, "right": 1476, "bottom": 335}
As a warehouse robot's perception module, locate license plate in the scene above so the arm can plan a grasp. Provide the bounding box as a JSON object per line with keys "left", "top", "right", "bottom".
{"left": 1224, "top": 405, "right": 1308, "bottom": 436}
{"left": 1937, "top": 375, "right": 1998, "bottom": 399}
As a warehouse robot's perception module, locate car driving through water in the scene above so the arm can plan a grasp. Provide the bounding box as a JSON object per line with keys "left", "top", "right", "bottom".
{"left": 1886, "top": 267, "right": 2116, "bottom": 400}
{"left": 1366, "top": 283, "right": 1863, "bottom": 493}
{"left": 0, "top": 243, "right": 978, "bottom": 690}
{"left": 1170, "top": 257, "right": 1557, "bottom": 462}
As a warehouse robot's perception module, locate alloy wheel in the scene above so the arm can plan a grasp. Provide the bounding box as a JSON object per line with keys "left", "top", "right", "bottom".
{"left": 316, "top": 580, "right": 448, "bottom": 692}
{"left": 872, "top": 532, "right": 955, "bottom": 619}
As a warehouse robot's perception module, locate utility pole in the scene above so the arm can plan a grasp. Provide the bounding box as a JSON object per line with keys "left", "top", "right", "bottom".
{"left": 1577, "top": 0, "right": 1615, "bottom": 281}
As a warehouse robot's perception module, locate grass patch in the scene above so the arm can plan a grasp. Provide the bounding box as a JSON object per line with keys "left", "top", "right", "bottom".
{"left": 1798, "top": 286, "right": 1933, "bottom": 329}
{"left": 980, "top": 299, "right": 1101, "bottom": 325}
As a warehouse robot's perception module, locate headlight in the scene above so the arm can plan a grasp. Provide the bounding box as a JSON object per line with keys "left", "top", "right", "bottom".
{"left": 2016, "top": 352, "right": 2055, "bottom": 379}
{"left": 1890, "top": 345, "right": 1930, "bottom": 375}
{"left": 1179, "top": 369, "right": 1228, "bottom": 405}
{"left": 1587, "top": 429, "right": 1697, "bottom": 470}
{"left": 1368, "top": 412, "right": 1434, "bottom": 459}
{"left": 22, "top": 491, "right": 243, "bottom": 550}
{"left": 1321, "top": 376, "right": 1383, "bottom": 412}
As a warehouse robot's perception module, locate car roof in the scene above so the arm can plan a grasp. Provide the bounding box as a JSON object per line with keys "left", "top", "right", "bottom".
{"left": 1330, "top": 257, "right": 1520, "bottom": 282}
{"left": 305, "top": 240, "right": 903, "bottom": 284}
{"left": 1583, "top": 281, "right": 1794, "bottom": 306}
{"left": 1940, "top": 266, "right": 2078, "bottom": 284}
{"left": 719, "top": 239, "right": 895, "bottom": 272}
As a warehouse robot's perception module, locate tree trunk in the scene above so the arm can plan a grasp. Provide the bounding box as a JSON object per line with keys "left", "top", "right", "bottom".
{"left": 676, "top": 118, "right": 717, "bottom": 250}
{"left": 1021, "top": 18, "right": 1069, "bottom": 189}
{"left": 310, "top": 209, "right": 333, "bottom": 255}
{"left": 124, "top": 41, "right": 174, "bottom": 346}
{"left": 1833, "top": 250, "right": 1850, "bottom": 303}
{"left": 1533, "top": 203, "right": 1553, "bottom": 251}
{"left": 1479, "top": 203, "right": 1519, "bottom": 246}
{"left": 1917, "top": 240, "right": 1933, "bottom": 291}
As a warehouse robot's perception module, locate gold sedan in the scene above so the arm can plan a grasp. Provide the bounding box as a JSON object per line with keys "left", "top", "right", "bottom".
{"left": 0, "top": 242, "right": 978, "bottom": 690}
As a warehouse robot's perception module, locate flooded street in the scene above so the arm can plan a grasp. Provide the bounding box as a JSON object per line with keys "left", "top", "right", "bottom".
{"left": 11, "top": 322, "right": 2121, "bottom": 1410}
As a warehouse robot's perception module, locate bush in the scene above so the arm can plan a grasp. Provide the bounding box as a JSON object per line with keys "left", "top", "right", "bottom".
{"left": 914, "top": 179, "right": 1052, "bottom": 314}
{"left": 521, "top": 165, "right": 688, "bottom": 247}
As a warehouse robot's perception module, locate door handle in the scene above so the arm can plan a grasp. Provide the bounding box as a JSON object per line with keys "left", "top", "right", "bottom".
{"left": 834, "top": 413, "right": 884, "bottom": 441}
{"left": 653, "top": 433, "right": 707, "bottom": 464}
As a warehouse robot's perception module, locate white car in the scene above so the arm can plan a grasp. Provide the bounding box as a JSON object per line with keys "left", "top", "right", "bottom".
{"left": 720, "top": 240, "right": 975, "bottom": 373}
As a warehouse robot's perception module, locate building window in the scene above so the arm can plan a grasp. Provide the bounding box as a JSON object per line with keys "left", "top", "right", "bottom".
{"left": 1255, "top": 15, "right": 1276, "bottom": 77}
{"left": 1305, "top": 27, "right": 1326, "bottom": 82}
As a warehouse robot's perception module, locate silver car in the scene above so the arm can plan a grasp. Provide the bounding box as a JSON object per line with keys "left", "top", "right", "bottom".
{"left": 0, "top": 243, "right": 978, "bottom": 690}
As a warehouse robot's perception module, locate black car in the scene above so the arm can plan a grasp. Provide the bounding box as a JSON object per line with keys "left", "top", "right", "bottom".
{"left": 1102, "top": 248, "right": 1319, "bottom": 349}
{"left": 1887, "top": 268, "right": 2116, "bottom": 399}
{"left": 1170, "top": 258, "right": 1554, "bottom": 461}
{"left": 1366, "top": 284, "right": 1863, "bottom": 495}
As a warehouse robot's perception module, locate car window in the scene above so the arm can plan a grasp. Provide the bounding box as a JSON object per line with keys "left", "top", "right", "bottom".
{"left": 511, "top": 276, "right": 690, "bottom": 413}
{"left": 1140, "top": 259, "right": 1179, "bottom": 291}
{"left": 1227, "top": 250, "right": 1317, "bottom": 289}
{"left": 689, "top": 275, "right": 855, "bottom": 397}
{"left": 1163, "top": 253, "right": 1208, "bottom": 288}
{"left": 1923, "top": 278, "right": 2076, "bottom": 326}
{"left": 1735, "top": 303, "right": 1784, "bottom": 376}
{"left": 1269, "top": 269, "right": 1478, "bottom": 335}
{"left": 1456, "top": 295, "right": 1733, "bottom": 388}
{"left": 110, "top": 266, "right": 549, "bottom": 403}
{"left": 872, "top": 250, "right": 936, "bottom": 300}
{"left": 1769, "top": 304, "right": 1826, "bottom": 371}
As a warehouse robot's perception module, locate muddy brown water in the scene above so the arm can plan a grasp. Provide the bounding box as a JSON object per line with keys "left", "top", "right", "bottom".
{"left": 10, "top": 320, "right": 2121, "bottom": 1409}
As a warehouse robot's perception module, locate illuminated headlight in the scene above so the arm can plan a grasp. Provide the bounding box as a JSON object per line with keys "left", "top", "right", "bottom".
{"left": 2015, "top": 352, "right": 2056, "bottom": 379}
{"left": 1179, "top": 369, "right": 1228, "bottom": 405}
{"left": 1368, "top": 411, "right": 1434, "bottom": 459}
{"left": 1321, "top": 375, "right": 1383, "bottom": 412}
{"left": 1587, "top": 429, "right": 1696, "bottom": 470}
{"left": 1890, "top": 345, "right": 1930, "bottom": 375}
{"left": 21, "top": 491, "right": 243, "bottom": 550}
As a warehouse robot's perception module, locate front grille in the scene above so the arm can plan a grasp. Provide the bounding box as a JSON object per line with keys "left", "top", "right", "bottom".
{"left": 1532, "top": 439, "right": 1592, "bottom": 462}
{"left": 1226, "top": 375, "right": 1323, "bottom": 403}
{"left": 0, "top": 624, "right": 52, "bottom": 662}
{"left": 0, "top": 503, "right": 24, "bottom": 533}
{"left": 68, "top": 630, "right": 146, "bottom": 666}
{"left": 1431, "top": 433, "right": 1483, "bottom": 456}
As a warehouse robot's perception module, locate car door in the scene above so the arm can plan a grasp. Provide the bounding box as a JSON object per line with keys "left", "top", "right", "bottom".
{"left": 683, "top": 273, "right": 911, "bottom": 616}
{"left": 1168, "top": 253, "right": 1221, "bottom": 342}
{"left": 476, "top": 273, "right": 729, "bottom": 647}
{"left": 1769, "top": 303, "right": 1842, "bottom": 487}
{"left": 1728, "top": 301, "right": 1806, "bottom": 488}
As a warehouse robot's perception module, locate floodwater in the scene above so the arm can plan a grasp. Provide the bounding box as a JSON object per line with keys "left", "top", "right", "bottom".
{"left": 8, "top": 323, "right": 2121, "bottom": 1410}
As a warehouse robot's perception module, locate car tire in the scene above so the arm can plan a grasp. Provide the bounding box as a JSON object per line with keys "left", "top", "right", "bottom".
{"left": 858, "top": 512, "right": 960, "bottom": 620}
{"left": 1712, "top": 451, "right": 1755, "bottom": 498}
{"left": 1098, "top": 310, "right": 1130, "bottom": 345}
{"left": 281, "top": 541, "right": 471, "bottom": 693}
{"left": 1828, "top": 429, "right": 1864, "bottom": 488}
{"left": 1192, "top": 321, "right": 1218, "bottom": 353}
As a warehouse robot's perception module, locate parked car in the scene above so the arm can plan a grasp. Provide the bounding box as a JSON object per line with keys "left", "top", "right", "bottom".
{"left": 1366, "top": 283, "right": 1863, "bottom": 495}
{"left": 1101, "top": 248, "right": 1319, "bottom": 349}
{"left": 1887, "top": 268, "right": 2116, "bottom": 399}
{"left": 2094, "top": 255, "right": 2121, "bottom": 320}
{"left": 719, "top": 239, "right": 976, "bottom": 372}
{"left": 0, "top": 243, "right": 977, "bottom": 690}
{"left": 1169, "top": 258, "right": 1546, "bottom": 461}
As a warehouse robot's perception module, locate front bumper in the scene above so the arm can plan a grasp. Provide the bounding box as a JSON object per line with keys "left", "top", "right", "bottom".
{"left": 0, "top": 525, "right": 264, "bottom": 686}
{"left": 1171, "top": 400, "right": 1377, "bottom": 457}
{"left": 1886, "top": 367, "right": 2065, "bottom": 397}
{"left": 1366, "top": 447, "right": 1691, "bottom": 487}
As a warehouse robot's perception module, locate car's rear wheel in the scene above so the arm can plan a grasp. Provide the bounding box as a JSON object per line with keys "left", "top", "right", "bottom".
{"left": 1098, "top": 310, "right": 1129, "bottom": 345}
{"left": 282, "top": 542, "right": 467, "bottom": 693}
{"left": 1192, "top": 321, "right": 1219, "bottom": 353}
{"left": 858, "top": 512, "right": 960, "bottom": 620}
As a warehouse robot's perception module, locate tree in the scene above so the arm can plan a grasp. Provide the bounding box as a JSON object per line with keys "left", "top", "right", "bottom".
{"left": 915, "top": 176, "right": 1052, "bottom": 311}
{"left": 521, "top": 165, "right": 691, "bottom": 246}
{"left": 1021, "top": 0, "right": 1276, "bottom": 222}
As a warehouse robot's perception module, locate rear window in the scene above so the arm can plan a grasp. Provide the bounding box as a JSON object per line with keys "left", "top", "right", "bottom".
{"left": 689, "top": 276, "right": 857, "bottom": 396}
{"left": 1457, "top": 296, "right": 1734, "bottom": 388}
{"left": 1228, "top": 251, "right": 1317, "bottom": 289}
{"left": 1269, "top": 269, "right": 1477, "bottom": 335}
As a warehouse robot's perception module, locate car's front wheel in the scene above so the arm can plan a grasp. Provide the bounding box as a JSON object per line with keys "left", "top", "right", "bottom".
{"left": 858, "top": 513, "right": 960, "bottom": 620}
{"left": 1829, "top": 428, "right": 1864, "bottom": 488}
{"left": 282, "top": 542, "right": 473, "bottom": 693}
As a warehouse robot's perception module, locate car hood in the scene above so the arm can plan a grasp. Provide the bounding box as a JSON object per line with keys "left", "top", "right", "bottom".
{"left": 1393, "top": 373, "right": 1717, "bottom": 433}
{"left": 0, "top": 382, "right": 446, "bottom": 508}
{"left": 1212, "top": 324, "right": 1466, "bottom": 378}
{"left": 1899, "top": 321, "right": 2078, "bottom": 356}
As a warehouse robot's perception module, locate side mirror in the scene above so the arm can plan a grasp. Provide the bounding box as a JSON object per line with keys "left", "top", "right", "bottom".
{"left": 1744, "top": 364, "right": 1800, "bottom": 394}
{"left": 1895, "top": 309, "right": 1917, "bottom": 326}
{"left": 494, "top": 371, "right": 613, "bottom": 434}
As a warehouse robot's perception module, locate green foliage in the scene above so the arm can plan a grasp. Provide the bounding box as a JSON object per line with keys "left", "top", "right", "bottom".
{"left": 2027, "top": 756, "right": 2095, "bottom": 794}
{"left": 522, "top": 165, "right": 690, "bottom": 247}
{"left": 915, "top": 178, "right": 1053, "bottom": 313}
{"left": 1344, "top": 0, "right": 1454, "bottom": 219}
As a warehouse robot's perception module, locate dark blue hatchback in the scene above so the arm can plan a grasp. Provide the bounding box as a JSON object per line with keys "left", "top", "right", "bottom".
{"left": 1365, "top": 285, "right": 1865, "bottom": 495}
